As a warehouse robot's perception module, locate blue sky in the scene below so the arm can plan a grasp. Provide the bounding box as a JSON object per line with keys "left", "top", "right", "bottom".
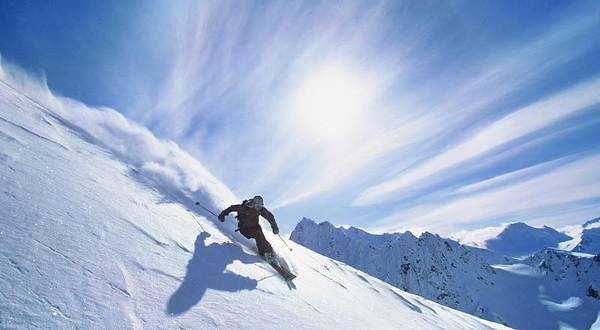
{"left": 1, "top": 0, "right": 599, "bottom": 235}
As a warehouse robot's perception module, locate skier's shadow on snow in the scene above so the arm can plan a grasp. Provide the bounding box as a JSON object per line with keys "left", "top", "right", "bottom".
{"left": 166, "top": 232, "right": 259, "bottom": 316}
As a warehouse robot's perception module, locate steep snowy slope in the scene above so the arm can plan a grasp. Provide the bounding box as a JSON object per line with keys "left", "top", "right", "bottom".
{"left": 291, "top": 219, "right": 600, "bottom": 330}
{"left": 0, "top": 76, "right": 511, "bottom": 330}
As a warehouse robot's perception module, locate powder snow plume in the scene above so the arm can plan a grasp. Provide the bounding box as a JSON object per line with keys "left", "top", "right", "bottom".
{"left": 0, "top": 55, "right": 237, "bottom": 213}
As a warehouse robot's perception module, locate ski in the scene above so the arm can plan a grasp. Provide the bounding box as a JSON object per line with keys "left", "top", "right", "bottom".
{"left": 261, "top": 252, "right": 296, "bottom": 281}
{"left": 266, "top": 260, "right": 297, "bottom": 281}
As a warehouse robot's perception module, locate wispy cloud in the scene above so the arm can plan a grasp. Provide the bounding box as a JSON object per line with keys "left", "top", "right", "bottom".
{"left": 373, "top": 153, "right": 600, "bottom": 235}
{"left": 355, "top": 77, "right": 600, "bottom": 206}
{"left": 455, "top": 156, "right": 572, "bottom": 195}
{"left": 118, "top": 1, "right": 599, "bottom": 216}
{"left": 141, "top": 1, "right": 400, "bottom": 202}
{"left": 4, "top": 1, "right": 598, "bottom": 233}
{"left": 260, "top": 3, "right": 599, "bottom": 210}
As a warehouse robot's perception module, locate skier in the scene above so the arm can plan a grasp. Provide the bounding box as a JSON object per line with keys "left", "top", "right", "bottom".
{"left": 218, "top": 195, "right": 279, "bottom": 261}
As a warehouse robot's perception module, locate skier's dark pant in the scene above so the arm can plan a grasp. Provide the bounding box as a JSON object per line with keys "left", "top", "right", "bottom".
{"left": 239, "top": 226, "right": 274, "bottom": 256}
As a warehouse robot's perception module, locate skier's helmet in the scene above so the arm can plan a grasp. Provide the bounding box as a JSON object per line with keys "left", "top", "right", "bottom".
{"left": 252, "top": 195, "right": 264, "bottom": 210}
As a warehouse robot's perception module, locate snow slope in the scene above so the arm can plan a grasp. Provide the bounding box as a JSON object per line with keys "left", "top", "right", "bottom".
{"left": 291, "top": 219, "right": 600, "bottom": 330}
{"left": 0, "top": 74, "right": 511, "bottom": 329}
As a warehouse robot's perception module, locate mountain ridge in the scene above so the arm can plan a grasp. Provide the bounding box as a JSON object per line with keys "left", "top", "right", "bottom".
{"left": 291, "top": 218, "right": 600, "bottom": 330}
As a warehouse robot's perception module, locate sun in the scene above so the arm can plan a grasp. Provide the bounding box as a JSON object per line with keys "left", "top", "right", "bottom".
{"left": 288, "top": 64, "right": 374, "bottom": 145}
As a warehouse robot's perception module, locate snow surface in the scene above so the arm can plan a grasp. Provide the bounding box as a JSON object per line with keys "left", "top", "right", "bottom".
{"left": 291, "top": 219, "right": 600, "bottom": 330}
{"left": 0, "top": 74, "right": 511, "bottom": 330}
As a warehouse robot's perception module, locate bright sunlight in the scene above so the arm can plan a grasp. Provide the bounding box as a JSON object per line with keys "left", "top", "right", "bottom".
{"left": 288, "top": 64, "right": 375, "bottom": 145}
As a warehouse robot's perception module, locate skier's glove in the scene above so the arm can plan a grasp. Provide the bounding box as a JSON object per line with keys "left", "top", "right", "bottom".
{"left": 218, "top": 213, "right": 225, "bottom": 222}
{"left": 272, "top": 226, "right": 279, "bottom": 235}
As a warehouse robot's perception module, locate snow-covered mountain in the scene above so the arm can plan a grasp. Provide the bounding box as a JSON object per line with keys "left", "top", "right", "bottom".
{"left": 523, "top": 248, "right": 600, "bottom": 321}
{"left": 0, "top": 70, "right": 511, "bottom": 329}
{"left": 291, "top": 218, "right": 600, "bottom": 330}
{"left": 572, "top": 227, "right": 600, "bottom": 254}
{"left": 569, "top": 218, "right": 600, "bottom": 254}
{"left": 290, "top": 219, "right": 502, "bottom": 321}
{"left": 454, "top": 220, "right": 600, "bottom": 257}
{"left": 583, "top": 217, "right": 600, "bottom": 228}
{"left": 477, "top": 222, "right": 572, "bottom": 258}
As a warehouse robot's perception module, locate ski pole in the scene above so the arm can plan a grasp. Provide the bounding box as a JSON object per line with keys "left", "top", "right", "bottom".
{"left": 278, "top": 234, "right": 293, "bottom": 252}
{"left": 187, "top": 210, "right": 206, "bottom": 232}
{"left": 195, "top": 201, "right": 219, "bottom": 218}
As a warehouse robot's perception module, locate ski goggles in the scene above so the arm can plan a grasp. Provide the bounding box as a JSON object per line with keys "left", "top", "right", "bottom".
{"left": 245, "top": 200, "right": 263, "bottom": 210}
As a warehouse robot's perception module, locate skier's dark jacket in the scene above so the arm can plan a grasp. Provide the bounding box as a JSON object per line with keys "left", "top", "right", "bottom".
{"left": 220, "top": 202, "right": 278, "bottom": 232}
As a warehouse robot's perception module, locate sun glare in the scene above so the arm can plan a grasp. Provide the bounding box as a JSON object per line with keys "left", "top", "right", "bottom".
{"left": 289, "top": 64, "right": 374, "bottom": 145}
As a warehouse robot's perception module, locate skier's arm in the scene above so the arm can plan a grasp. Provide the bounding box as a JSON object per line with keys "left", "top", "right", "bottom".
{"left": 219, "top": 204, "right": 242, "bottom": 222}
{"left": 260, "top": 207, "right": 279, "bottom": 234}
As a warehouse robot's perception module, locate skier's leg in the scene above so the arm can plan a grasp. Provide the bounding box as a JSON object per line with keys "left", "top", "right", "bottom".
{"left": 255, "top": 231, "right": 275, "bottom": 256}
{"left": 241, "top": 228, "right": 274, "bottom": 256}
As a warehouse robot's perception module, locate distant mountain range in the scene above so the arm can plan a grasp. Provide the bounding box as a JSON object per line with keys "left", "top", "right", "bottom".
{"left": 459, "top": 220, "right": 600, "bottom": 257}
{"left": 583, "top": 217, "right": 600, "bottom": 228}
{"left": 479, "top": 222, "right": 572, "bottom": 258}
{"left": 573, "top": 227, "right": 600, "bottom": 254}
{"left": 291, "top": 218, "right": 600, "bottom": 330}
